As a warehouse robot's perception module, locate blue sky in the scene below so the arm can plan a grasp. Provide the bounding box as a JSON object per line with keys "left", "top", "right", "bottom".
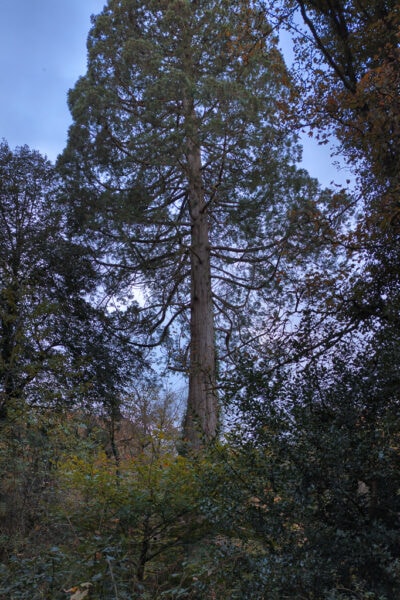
{"left": 0, "top": 0, "right": 345, "bottom": 186}
{"left": 0, "top": 0, "right": 105, "bottom": 160}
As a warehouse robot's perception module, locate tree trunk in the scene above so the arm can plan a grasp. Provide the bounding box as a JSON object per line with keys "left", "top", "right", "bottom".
{"left": 182, "top": 104, "right": 218, "bottom": 450}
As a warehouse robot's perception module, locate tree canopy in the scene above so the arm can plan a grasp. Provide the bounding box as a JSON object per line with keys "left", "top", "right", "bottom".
{"left": 59, "top": 0, "right": 335, "bottom": 447}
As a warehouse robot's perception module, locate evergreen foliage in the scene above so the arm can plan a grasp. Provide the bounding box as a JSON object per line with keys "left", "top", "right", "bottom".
{"left": 59, "top": 0, "right": 333, "bottom": 447}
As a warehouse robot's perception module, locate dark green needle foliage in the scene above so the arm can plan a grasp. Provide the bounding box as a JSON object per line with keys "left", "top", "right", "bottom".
{"left": 59, "top": 0, "right": 332, "bottom": 447}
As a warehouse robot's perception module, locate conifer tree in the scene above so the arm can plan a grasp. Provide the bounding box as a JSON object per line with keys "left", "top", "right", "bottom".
{"left": 60, "top": 0, "right": 325, "bottom": 449}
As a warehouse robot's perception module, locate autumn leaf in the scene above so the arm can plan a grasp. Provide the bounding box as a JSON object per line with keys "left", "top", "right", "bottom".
{"left": 66, "top": 582, "right": 92, "bottom": 600}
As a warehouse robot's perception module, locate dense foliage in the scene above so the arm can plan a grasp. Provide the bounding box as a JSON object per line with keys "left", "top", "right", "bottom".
{"left": 1, "top": 0, "right": 400, "bottom": 598}
{"left": 58, "top": 0, "right": 340, "bottom": 448}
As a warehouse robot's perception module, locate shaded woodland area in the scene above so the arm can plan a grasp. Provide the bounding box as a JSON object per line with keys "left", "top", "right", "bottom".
{"left": 1, "top": 1, "right": 400, "bottom": 598}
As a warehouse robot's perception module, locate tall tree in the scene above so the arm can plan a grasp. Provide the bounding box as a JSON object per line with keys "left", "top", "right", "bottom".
{"left": 266, "top": 0, "right": 400, "bottom": 323}
{"left": 0, "top": 141, "right": 140, "bottom": 421}
{"left": 0, "top": 142, "right": 65, "bottom": 419}
{"left": 60, "top": 0, "right": 329, "bottom": 449}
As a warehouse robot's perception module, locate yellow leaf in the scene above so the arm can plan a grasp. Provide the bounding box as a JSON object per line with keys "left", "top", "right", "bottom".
{"left": 70, "top": 590, "right": 89, "bottom": 600}
{"left": 67, "top": 582, "right": 92, "bottom": 600}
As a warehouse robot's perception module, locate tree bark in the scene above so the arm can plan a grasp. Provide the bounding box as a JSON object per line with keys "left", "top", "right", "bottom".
{"left": 182, "top": 104, "right": 218, "bottom": 450}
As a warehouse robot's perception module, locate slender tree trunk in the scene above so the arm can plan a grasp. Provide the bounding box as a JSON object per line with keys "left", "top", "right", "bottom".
{"left": 182, "top": 103, "right": 218, "bottom": 450}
